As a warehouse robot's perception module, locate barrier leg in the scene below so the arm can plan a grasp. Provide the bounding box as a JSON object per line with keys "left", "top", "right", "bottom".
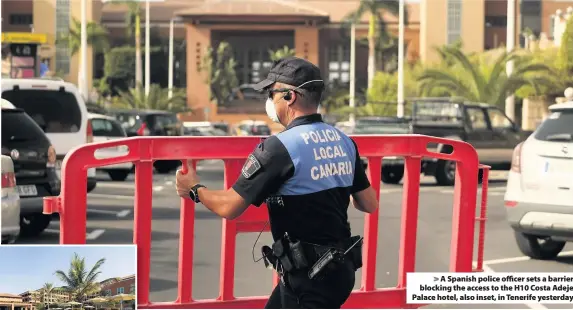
{"left": 362, "top": 157, "right": 382, "bottom": 291}
{"left": 219, "top": 159, "right": 243, "bottom": 300}
{"left": 60, "top": 165, "right": 88, "bottom": 244}
{"left": 178, "top": 160, "right": 197, "bottom": 303}
{"left": 449, "top": 161, "right": 478, "bottom": 272}
{"left": 397, "top": 157, "right": 421, "bottom": 288}
{"left": 134, "top": 160, "right": 154, "bottom": 305}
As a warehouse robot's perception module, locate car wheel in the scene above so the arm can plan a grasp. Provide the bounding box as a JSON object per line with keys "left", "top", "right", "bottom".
{"left": 381, "top": 167, "right": 404, "bottom": 184}
{"left": 108, "top": 170, "right": 130, "bottom": 181}
{"left": 514, "top": 231, "right": 565, "bottom": 260}
{"left": 435, "top": 159, "right": 456, "bottom": 186}
{"left": 19, "top": 214, "right": 52, "bottom": 237}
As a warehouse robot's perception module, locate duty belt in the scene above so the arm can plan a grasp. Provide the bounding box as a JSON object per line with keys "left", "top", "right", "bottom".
{"left": 261, "top": 233, "right": 363, "bottom": 280}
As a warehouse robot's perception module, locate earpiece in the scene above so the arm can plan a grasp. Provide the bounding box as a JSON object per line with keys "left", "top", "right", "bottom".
{"left": 283, "top": 91, "right": 292, "bottom": 101}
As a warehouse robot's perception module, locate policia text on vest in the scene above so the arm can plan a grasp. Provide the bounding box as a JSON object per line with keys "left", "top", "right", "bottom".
{"left": 300, "top": 129, "right": 353, "bottom": 181}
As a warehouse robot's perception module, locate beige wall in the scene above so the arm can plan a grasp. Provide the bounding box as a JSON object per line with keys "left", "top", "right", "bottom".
{"left": 66, "top": 0, "right": 97, "bottom": 89}
{"left": 294, "top": 26, "right": 319, "bottom": 65}
{"left": 420, "top": 0, "right": 447, "bottom": 63}
{"left": 420, "top": 0, "right": 485, "bottom": 63}
{"left": 185, "top": 24, "right": 211, "bottom": 120}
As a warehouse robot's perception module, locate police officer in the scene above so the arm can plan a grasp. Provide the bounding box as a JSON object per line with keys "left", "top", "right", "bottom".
{"left": 176, "top": 56, "right": 378, "bottom": 309}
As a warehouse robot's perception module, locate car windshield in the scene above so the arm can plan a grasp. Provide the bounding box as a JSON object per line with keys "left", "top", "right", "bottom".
{"left": 413, "top": 101, "right": 464, "bottom": 124}
{"left": 91, "top": 118, "right": 125, "bottom": 137}
{"left": 2, "top": 89, "right": 82, "bottom": 133}
{"left": 534, "top": 110, "right": 573, "bottom": 142}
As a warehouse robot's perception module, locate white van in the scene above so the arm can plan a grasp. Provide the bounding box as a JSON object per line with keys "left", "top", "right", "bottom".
{"left": 89, "top": 113, "right": 133, "bottom": 181}
{"left": 1, "top": 78, "right": 97, "bottom": 191}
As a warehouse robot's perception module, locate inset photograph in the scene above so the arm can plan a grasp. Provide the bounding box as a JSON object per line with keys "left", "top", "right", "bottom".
{"left": 0, "top": 245, "right": 137, "bottom": 310}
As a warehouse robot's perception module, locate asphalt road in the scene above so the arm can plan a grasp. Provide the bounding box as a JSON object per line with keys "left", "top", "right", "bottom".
{"left": 13, "top": 161, "right": 573, "bottom": 309}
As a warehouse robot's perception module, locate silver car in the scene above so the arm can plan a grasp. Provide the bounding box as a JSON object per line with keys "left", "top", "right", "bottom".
{"left": 1, "top": 154, "right": 21, "bottom": 243}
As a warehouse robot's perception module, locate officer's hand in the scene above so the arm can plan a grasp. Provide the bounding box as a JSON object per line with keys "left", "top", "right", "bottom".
{"left": 175, "top": 162, "right": 200, "bottom": 199}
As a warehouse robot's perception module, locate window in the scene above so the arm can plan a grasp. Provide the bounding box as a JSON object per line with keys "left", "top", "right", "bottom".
{"left": 55, "top": 0, "right": 71, "bottom": 74}
{"left": 549, "top": 14, "right": 556, "bottom": 39}
{"left": 117, "top": 287, "right": 124, "bottom": 294}
{"left": 328, "top": 44, "right": 350, "bottom": 84}
{"left": 104, "top": 290, "right": 111, "bottom": 296}
{"left": 1, "top": 110, "right": 46, "bottom": 143}
{"left": 466, "top": 107, "right": 488, "bottom": 129}
{"left": 9, "top": 14, "right": 33, "bottom": 25}
{"left": 485, "top": 16, "right": 507, "bottom": 28}
{"left": 534, "top": 110, "right": 573, "bottom": 142}
{"left": 486, "top": 108, "right": 513, "bottom": 130}
{"left": 447, "top": 0, "right": 463, "bottom": 45}
{"left": 90, "top": 118, "right": 125, "bottom": 137}
{"left": 2, "top": 89, "right": 82, "bottom": 133}
{"left": 130, "top": 285, "right": 135, "bottom": 294}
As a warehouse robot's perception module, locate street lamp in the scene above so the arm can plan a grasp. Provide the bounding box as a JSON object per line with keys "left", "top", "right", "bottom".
{"left": 505, "top": 0, "right": 516, "bottom": 121}
{"left": 79, "top": 0, "right": 88, "bottom": 101}
{"left": 397, "top": 0, "right": 405, "bottom": 118}
{"left": 168, "top": 16, "right": 182, "bottom": 99}
{"left": 145, "top": 0, "right": 151, "bottom": 96}
{"left": 349, "top": 22, "right": 356, "bottom": 125}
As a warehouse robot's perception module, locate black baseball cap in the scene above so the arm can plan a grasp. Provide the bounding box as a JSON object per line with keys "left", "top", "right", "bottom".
{"left": 253, "top": 56, "right": 325, "bottom": 91}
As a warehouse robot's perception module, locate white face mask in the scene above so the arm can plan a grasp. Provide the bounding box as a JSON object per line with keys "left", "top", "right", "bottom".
{"left": 265, "top": 98, "right": 280, "bottom": 123}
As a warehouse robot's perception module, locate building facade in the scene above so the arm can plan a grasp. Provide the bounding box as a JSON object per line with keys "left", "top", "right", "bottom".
{"left": 2, "top": 0, "right": 572, "bottom": 123}
{"left": 20, "top": 288, "right": 71, "bottom": 305}
{"left": 99, "top": 275, "right": 136, "bottom": 297}
{"left": 0, "top": 293, "right": 33, "bottom": 310}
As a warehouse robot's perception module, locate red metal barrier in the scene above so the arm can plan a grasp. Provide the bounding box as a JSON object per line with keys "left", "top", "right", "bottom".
{"left": 43, "top": 135, "right": 489, "bottom": 309}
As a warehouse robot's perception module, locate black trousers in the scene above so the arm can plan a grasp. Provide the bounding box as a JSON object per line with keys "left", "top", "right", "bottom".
{"left": 264, "top": 261, "right": 355, "bottom": 309}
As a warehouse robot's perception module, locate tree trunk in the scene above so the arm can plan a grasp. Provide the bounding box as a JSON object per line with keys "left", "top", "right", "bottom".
{"left": 135, "top": 14, "right": 142, "bottom": 93}
{"left": 367, "top": 14, "right": 376, "bottom": 91}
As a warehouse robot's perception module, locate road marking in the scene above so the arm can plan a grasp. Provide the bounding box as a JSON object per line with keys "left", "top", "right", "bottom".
{"left": 153, "top": 185, "right": 164, "bottom": 192}
{"left": 439, "top": 187, "right": 506, "bottom": 194}
{"left": 116, "top": 210, "right": 131, "bottom": 218}
{"left": 44, "top": 228, "right": 106, "bottom": 240}
{"left": 475, "top": 250, "right": 573, "bottom": 266}
{"left": 88, "top": 193, "right": 134, "bottom": 200}
{"left": 86, "top": 229, "right": 106, "bottom": 240}
{"left": 165, "top": 181, "right": 173, "bottom": 186}
{"left": 96, "top": 182, "right": 135, "bottom": 189}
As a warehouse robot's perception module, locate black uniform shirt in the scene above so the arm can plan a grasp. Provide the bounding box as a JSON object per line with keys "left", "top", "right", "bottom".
{"left": 232, "top": 114, "right": 370, "bottom": 244}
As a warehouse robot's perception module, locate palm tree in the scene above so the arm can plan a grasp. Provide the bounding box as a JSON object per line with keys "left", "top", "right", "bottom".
{"left": 268, "top": 46, "right": 295, "bottom": 62}
{"left": 56, "top": 18, "right": 109, "bottom": 56}
{"left": 106, "top": 0, "right": 143, "bottom": 91}
{"left": 54, "top": 253, "right": 105, "bottom": 303}
{"left": 416, "top": 45, "right": 556, "bottom": 108}
{"left": 40, "top": 283, "right": 55, "bottom": 310}
{"left": 344, "top": 0, "right": 407, "bottom": 89}
{"left": 114, "top": 84, "right": 188, "bottom": 112}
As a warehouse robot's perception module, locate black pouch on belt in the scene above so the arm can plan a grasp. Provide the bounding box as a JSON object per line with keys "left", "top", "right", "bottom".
{"left": 347, "top": 235, "right": 363, "bottom": 271}
{"left": 272, "top": 239, "right": 294, "bottom": 272}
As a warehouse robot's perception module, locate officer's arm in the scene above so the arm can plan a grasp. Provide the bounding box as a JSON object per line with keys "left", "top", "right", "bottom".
{"left": 200, "top": 137, "right": 294, "bottom": 219}
{"left": 196, "top": 188, "right": 250, "bottom": 220}
{"left": 349, "top": 140, "right": 378, "bottom": 213}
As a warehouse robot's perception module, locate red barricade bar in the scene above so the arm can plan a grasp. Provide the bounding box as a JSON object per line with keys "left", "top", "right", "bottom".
{"left": 43, "top": 135, "right": 488, "bottom": 309}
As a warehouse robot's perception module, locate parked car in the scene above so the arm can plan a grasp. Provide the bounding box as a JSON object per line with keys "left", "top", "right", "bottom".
{"left": 183, "top": 122, "right": 229, "bottom": 136}
{"left": 1, "top": 98, "right": 60, "bottom": 237}
{"left": 504, "top": 101, "right": 573, "bottom": 260}
{"left": 89, "top": 113, "right": 134, "bottom": 181}
{"left": 109, "top": 109, "right": 183, "bottom": 173}
{"left": 234, "top": 120, "right": 271, "bottom": 136}
{"left": 336, "top": 116, "right": 411, "bottom": 184}
{"left": 1, "top": 78, "right": 98, "bottom": 192}
{"left": 403, "top": 98, "right": 528, "bottom": 185}
{"left": 1, "top": 154, "right": 20, "bottom": 244}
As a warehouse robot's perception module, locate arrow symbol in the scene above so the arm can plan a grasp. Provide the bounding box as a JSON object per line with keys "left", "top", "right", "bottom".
{"left": 434, "top": 277, "right": 439, "bottom": 282}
